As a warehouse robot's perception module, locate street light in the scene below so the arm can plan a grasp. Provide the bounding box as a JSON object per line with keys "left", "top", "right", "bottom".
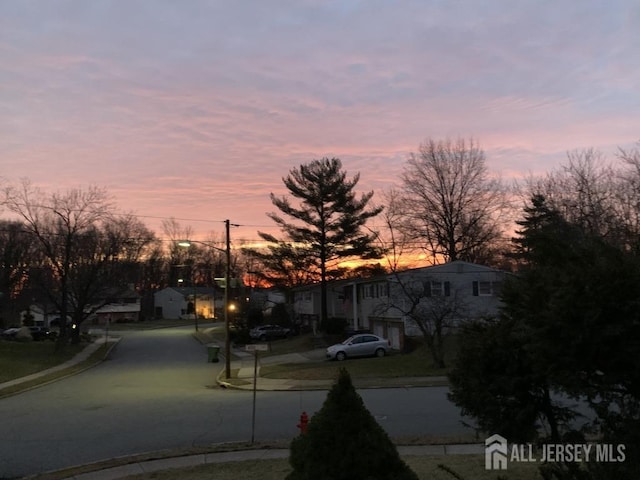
{"left": 178, "top": 219, "right": 233, "bottom": 379}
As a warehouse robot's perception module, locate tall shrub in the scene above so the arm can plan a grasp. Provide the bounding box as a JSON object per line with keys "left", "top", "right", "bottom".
{"left": 287, "top": 368, "right": 418, "bottom": 480}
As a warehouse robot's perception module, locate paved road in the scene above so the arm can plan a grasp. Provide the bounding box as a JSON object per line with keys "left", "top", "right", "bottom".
{"left": 0, "top": 326, "right": 471, "bottom": 478}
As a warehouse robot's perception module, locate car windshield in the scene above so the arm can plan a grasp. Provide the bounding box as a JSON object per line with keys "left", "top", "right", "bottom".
{"left": 342, "top": 336, "right": 356, "bottom": 345}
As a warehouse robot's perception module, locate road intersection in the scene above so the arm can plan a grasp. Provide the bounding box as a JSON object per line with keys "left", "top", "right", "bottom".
{"left": 0, "top": 325, "right": 473, "bottom": 478}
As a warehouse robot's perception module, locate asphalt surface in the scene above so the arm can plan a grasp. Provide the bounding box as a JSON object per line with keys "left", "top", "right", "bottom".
{"left": 0, "top": 326, "right": 475, "bottom": 479}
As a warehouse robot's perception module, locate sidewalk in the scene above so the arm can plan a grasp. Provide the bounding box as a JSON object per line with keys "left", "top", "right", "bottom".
{"left": 52, "top": 444, "right": 485, "bottom": 480}
{"left": 216, "top": 345, "right": 449, "bottom": 391}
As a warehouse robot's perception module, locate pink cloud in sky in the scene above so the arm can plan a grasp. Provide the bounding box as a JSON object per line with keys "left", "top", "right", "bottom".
{"left": 1, "top": 0, "right": 639, "bottom": 244}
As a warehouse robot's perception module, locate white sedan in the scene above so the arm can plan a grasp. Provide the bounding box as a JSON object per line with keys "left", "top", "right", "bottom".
{"left": 326, "top": 334, "right": 391, "bottom": 361}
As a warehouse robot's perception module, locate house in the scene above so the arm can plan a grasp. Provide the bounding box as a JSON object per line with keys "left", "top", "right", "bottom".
{"left": 292, "top": 261, "right": 509, "bottom": 349}
{"left": 90, "top": 286, "right": 142, "bottom": 324}
{"left": 153, "top": 287, "right": 216, "bottom": 320}
{"left": 247, "top": 288, "right": 287, "bottom": 317}
{"left": 19, "top": 303, "right": 57, "bottom": 327}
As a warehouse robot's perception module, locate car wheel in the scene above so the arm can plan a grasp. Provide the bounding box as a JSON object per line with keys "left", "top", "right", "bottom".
{"left": 259, "top": 335, "right": 266, "bottom": 341}
{"left": 375, "top": 348, "right": 386, "bottom": 358}
{"left": 336, "top": 351, "right": 346, "bottom": 361}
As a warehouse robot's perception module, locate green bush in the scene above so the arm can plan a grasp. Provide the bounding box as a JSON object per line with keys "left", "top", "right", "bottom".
{"left": 287, "top": 368, "right": 418, "bottom": 480}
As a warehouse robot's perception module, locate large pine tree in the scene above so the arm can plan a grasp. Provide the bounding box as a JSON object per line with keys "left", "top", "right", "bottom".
{"left": 259, "top": 158, "right": 383, "bottom": 324}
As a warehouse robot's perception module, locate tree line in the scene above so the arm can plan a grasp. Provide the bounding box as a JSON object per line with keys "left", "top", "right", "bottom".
{"left": 1, "top": 139, "right": 639, "bottom": 348}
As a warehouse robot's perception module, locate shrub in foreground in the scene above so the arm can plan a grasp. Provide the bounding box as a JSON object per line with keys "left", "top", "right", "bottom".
{"left": 287, "top": 368, "right": 418, "bottom": 480}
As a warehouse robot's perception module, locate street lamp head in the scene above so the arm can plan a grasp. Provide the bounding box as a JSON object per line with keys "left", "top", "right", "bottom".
{"left": 177, "top": 240, "right": 192, "bottom": 248}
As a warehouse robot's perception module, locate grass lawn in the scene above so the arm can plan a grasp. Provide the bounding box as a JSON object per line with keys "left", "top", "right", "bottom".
{"left": 199, "top": 327, "right": 458, "bottom": 382}
{"left": 0, "top": 340, "right": 85, "bottom": 383}
{"left": 117, "top": 455, "right": 542, "bottom": 480}
{"left": 260, "top": 333, "right": 320, "bottom": 356}
{"left": 260, "top": 335, "right": 456, "bottom": 381}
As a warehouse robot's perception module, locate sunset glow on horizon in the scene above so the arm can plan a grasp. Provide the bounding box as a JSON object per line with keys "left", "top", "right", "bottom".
{"left": 2, "top": 1, "right": 639, "bottom": 249}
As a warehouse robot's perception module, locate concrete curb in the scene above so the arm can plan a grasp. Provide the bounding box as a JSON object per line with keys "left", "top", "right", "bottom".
{"left": 213, "top": 357, "right": 449, "bottom": 392}
{"left": 34, "top": 444, "right": 486, "bottom": 480}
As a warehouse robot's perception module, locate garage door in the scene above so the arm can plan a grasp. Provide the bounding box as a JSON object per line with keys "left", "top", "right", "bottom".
{"left": 388, "top": 326, "right": 401, "bottom": 350}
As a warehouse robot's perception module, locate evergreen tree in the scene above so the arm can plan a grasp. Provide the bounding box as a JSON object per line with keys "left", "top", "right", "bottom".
{"left": 449, "top": 195, "right": 640, "bottom": 478}
{"left": 258, "top": 158, "right": 383, "bottom": 324}
{"left": 287, "top": 368, "right": 418, "bottom": 480}
{"left": 448, "top": 316, "right": 575, "bottom": 443}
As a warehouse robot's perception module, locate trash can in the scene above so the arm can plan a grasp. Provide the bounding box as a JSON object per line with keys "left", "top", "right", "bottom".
{"left": 207, "top": 344, "right": 220, "bottom": 363}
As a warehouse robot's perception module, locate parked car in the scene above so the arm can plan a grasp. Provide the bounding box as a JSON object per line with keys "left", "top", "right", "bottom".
{"left": 28, "top": 326, "right": 51, "bottom": 341}
{"left": 326, "top": 334, "right": 391, "bottom": 361}
{"left": 249, "top": 324, "right": 291, "bottom": 341}
{"left": 1, "top": 327, "right": 20, "bottom": 340}
{"left": 1, "top": 326, "right": 52, "bottom": 341}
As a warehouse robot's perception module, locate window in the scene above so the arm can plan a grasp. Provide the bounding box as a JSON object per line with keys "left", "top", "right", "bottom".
{"left": 362, "top": 283, "right": 387, "bottom": 299}
{"left": 479, "top": 281, "right": 492, "bottom": 295}
{"left": 424, "top": 281, "right": 450, "bottom": 297}
{"left": 472, "top": 281, "right": 502, "bottom": 296}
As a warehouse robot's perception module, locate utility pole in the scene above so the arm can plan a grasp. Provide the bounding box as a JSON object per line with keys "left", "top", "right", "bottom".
{"left": 224, "top": 219, "right": 231, "bottom": 379}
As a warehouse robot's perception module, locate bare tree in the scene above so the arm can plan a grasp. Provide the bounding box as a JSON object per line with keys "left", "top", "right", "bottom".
{"left": 0, "top": 220, "right": 35, "bottom": 326}
{"left": 194, "top": 233, "right": 227, "bottom": 286}
{"left": 162, "top": 218, "right": 194, "bottom": 287}
{"left": 522, "top": 148, "right": 640, "bottom": 254}
{"left": 381, "top": 273, "right": 468, "bottom": 368}
{"left": 527, "top": 149, "right": 617, "bottom": 236}
{"left": 3, "top": 180, "right": 154, "bottom": 343}
{"left": 399, "top": 138, "right": 506, "bottom": 264}
{"left": 615, "top": 142, "right": 640, "bottom": 253}
{"left": 373, "top": 188, "right": 414, "bottom": 272}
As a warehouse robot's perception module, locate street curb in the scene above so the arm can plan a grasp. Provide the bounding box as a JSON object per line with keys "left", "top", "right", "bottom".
{"left": 28, "top": 443, "right": 486, "bottom": 480}
{"left": 214, "top": 370, "right": 450, "bottom": 391}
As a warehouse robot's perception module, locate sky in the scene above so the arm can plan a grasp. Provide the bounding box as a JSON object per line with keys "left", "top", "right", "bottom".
{"left": 1, "top": 0, "right": 639, "bottom": 246}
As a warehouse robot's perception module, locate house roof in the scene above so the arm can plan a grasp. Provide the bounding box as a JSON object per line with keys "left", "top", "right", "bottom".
{"left": 164, "top": 286, "right": 216, "bottom": 296}
{"left": 291, "top": 260, "right": 510, "bottom": 292}
{"left": 99, "top": 286, "right": 141, "bottom": 299}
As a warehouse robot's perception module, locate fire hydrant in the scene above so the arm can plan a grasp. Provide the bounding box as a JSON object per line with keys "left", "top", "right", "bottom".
{"left": 297, "top": 411, "right": 309, "bottom": 434}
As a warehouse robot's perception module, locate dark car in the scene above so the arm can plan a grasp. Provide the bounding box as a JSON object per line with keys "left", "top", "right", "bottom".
{"left": 28, "top": 326, "right": 51, "bottom": 341}
{"left": 1, "top": 327, "right": 20, "bottom": 340}
{"left": 249, "top": 324, "right": 291, "bottom": 341}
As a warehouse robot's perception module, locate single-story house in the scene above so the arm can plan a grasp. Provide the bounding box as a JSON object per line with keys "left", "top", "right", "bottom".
{"left": 90, "top": 286, "right": 142, "bottom": 324}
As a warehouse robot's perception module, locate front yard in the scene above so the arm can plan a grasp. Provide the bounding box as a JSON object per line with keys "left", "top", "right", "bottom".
{"left": 264, "top": 335, "right": 458, "bottom": 383}
{"left": 0, "top": 340, "right": 85, "bottom": 383}
{"left": 198, "top": 326, "right": 458, "bottom": 382}
{"left": 261, "top": 341, "right": 450, "bottom": 381}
